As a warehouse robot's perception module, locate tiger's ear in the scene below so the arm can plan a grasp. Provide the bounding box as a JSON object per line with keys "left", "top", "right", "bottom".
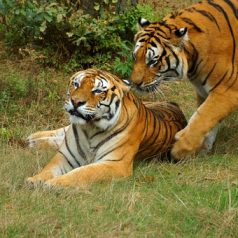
{"left": 137, "top": 17, "right": 151, "bottom": 30}
{"left": 105, "top": 72, "right": 131, "bottom": 93}
{"left": 174, "top": 27, "right": 188, "bottom": 38}
{"left": 120, "top": 78, "right": 131, "bottom": 93}
{"left": 122, "top": 78, "right": 131, "bottom": 86}
{"left": 115, "top": 78, "right": 131, "bottom": 93}
{"left": 171, "top": 27, "right": 188, "bottom": 47}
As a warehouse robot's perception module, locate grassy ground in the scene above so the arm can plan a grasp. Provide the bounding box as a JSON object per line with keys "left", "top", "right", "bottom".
{"left": 1, "top": 0, "right": 238, "bottom": 237}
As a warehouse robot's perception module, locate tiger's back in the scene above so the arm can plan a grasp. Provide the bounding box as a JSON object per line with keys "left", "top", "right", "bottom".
{"left": 137, "top": 101, "right": 187, "bottom": 159}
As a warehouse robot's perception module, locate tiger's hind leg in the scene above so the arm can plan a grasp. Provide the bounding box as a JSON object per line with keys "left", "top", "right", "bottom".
{"left": 27, "top": 126, "right": 69, "bottom": 149}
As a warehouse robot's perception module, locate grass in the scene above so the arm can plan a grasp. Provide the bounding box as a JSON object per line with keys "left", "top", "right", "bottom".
{"left": 1, "top": 144, "right": 238, "bottom": 237}
{"left": 1, "top": 61, "right": 238, "bottom": 238}
{"left": 1, "top": 0, "right": 238, "bottom": 237}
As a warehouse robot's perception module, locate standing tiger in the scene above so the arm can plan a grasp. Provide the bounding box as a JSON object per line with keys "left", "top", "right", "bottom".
{"left": 131, "top": 0, "right": 238, "bottom": 160}
{"left": 27, "top": 69, "right": 186, "bottom": 188}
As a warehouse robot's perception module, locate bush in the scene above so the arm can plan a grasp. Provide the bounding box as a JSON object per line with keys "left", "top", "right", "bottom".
{"left": 0, "top": 1, "right": 157, "bottom": 76}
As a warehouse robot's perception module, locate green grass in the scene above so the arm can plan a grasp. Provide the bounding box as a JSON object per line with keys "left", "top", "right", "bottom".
{"left": 1, "top": 144, "right": 238, "bottom": 237}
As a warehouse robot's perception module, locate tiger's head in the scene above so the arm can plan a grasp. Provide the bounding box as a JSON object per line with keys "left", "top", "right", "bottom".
{"left": 64, "top": 69, "right": 130, "bottom": 129}
{"left": 131, "top": 18, "right": 189, "bottom": 92}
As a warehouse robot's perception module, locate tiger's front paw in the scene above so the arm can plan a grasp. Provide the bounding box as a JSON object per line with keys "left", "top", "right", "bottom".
{"left": 27, "top": 131, "right": 45, "bottom": 148}
{"left": 27, "top": 131, "right": 60, "bottom": 149}
{"left": 171, "top": 129, "right": 204, "bottom": 162}
{"left": 26, "top": 171, "right": 54, "bottom": 188}
{"left": 26, "top": 175, "right": 46, "bottom": 188}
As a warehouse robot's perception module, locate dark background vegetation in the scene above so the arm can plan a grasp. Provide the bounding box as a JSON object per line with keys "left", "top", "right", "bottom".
{"left": 1, "top": 0, "right": 155, "bottom": 75}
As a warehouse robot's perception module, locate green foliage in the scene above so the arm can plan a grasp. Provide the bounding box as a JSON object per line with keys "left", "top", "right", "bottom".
{"left": 0, "top": 72, "right": 30, "bottom": 113}
{"left": 113, "top": 41, "right": 133, "bottom": 78}
{"left": 6, "top": 73, "right": 30, "bottom": 98}
{"left": 0, "top": 1, "right": 157, "bottom": 76}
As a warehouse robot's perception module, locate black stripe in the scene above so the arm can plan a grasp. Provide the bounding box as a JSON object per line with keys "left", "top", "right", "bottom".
{"left": 152, "top": 34, "right": 162, "bottom": 44}
{"left": 208, "top": 0, "right": 235, "bottom": 78}
{"left": 98, "top": 76, "right": 108, "bottom": 84}
{"left": 155, "top": 28, "right": 169, "bottom": 39}
{"left": 131, "top": 94, "right": 140, "bottom": 109}
{"left": 159, "top": 20, "right": 173, "bottom": 33}
{"left": 115, "top": 99, "right": 120, "bottom": 112}
{"left": 64, "top": 130, "right": 80, "bottom": 167}
{"left": 58, "top": 150, "right": 74, "bottom": 169}
{"left": 59, "top": 167, "right": 64, "bottom": 175}
{"left": 226, "top": 70, "right": 238, "bottom": 90}
{"left": 164, "top": 43, "right": 179, "bottom": 68}
{"left": 96, "top": 143, "right": 125, "bottom": 161}
{"left": 99, "top": 102, "right": 110, "bottom": 107}
{"left": 89, "top": 129, "right": 104, "bottom": 140}
{"left": 180, "top": 17, "right": 204, "bottom": 32}
{"left": 143, "top": 105, "right": 149, "bottom": 144}
{"left": 138, "top": 38, "right": 145, "bottom": 43}
{"left": 202, "top": 63, "right": 216, "bottom": 85}
{"left": 156, "top": 121, "right": 168, "bottom": 153}
{"left": 171, "top": 48, "right": 180, "bottom": 68}
{"left": 188, "top": 42, "right": 199, "bottom": 77}
{"left": 72, "top": 124, "right": 85, "bottom": 162}
{"left": 111, "top": 86, "right": 116, "bottom": 91}
{"left": 224, "top": 0, "right": 238, "bottom": 20}
{"left": 165, "top": 56, "right": 171, "bottom": 70}
{"left": 102, "top": 99, "right": 120, "bottom": 120}
{"left": 146, "top": 110, "right": 161, "bottom": 149}
{"left": 109, "top": 93, "right": 117, "bottom": 105}
{"left": 189, "top": 59, "right": 203, "bottom": 78}
{"left": 157, "top": 48, "right": 167, "bottom": 63}
{"left": 137, "top": 32, "right": 150, "bottom": 39}
{"left": 94, "top": 103, "right": 131, "bottom": 151}
{"left": 192, "top": 8, "right": 220, "bottom": 31}
{"left": 147, "top": 48, "right": 155, "bottom": 61}
{"left": 183, "top": 45, "right": 191, "bottom": 57}
{"left": 209, "top": 71, "right": 228, "bottom": 92}
{"left": 150, "top": 41, "right": 157, "bottom": 48}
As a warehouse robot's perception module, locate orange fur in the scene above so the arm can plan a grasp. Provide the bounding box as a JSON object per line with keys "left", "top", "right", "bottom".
{"left": 131, "top": 0, "right": 238, "bottom": 160}
{"left": 26, "top": 69, "right": 186, "bottom": 188}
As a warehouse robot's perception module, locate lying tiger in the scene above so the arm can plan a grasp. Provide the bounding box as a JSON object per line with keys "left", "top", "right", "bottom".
{"left": 27, "top": 69, "right": 186, "bottom": 188}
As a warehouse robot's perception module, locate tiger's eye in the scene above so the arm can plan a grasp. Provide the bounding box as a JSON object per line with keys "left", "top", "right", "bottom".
{"left": 74, "top": 82, "right": 79, "bottom": 88}
{"left": 93, "top": 89, "right": 103, "bottom": 94}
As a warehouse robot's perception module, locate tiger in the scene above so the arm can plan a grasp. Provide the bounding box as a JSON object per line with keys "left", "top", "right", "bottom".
{"left": 130, "top": 0, "right": 238, "bottom": 161}
{"left": 26, "top": 69, "right": 186, "bottom": 188}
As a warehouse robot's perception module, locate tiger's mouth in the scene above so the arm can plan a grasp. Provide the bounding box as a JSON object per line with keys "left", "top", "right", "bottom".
{"left": 135, "top": 80, "right": 161, "bottom": 93}
{"left": 134, "top": 72, "right": 179, "bottom": 93}
{"left": 69, "top": 109, "right": 96, "bottom": 122}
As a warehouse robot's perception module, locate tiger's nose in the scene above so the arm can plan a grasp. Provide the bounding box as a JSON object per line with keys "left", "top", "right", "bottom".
{"left": 71, "top": 99, "right": 86, "bottom": 108}
{"left": 130, "top": 70, "right": 143, "bottom": 86}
